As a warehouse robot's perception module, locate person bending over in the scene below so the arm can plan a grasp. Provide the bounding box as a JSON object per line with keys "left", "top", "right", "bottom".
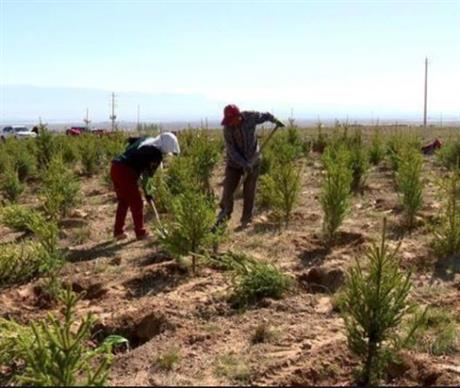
{"left": 111, "top": 132, "right": 180, "bottom": 240}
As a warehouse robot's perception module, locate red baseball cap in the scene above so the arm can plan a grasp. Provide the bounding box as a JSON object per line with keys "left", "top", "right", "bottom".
{"left": 221, "top": 104, "right": 241, "bottom": 126}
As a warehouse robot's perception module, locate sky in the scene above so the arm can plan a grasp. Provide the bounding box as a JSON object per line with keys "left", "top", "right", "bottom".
{"left": 1, "top": 0, "right": 459, "bottom": 123}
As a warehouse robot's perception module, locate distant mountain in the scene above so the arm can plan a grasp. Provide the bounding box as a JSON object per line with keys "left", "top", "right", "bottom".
{"left": 1, "top": 84, "right": 458, "bottom": 126}
{"left": 0, "top": 85, "right": 223, "bottom": 124}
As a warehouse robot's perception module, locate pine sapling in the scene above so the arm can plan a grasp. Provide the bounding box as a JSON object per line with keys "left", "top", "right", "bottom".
{"left": 1, "top": 163, "right": 24, "bottom": 202}
{"left": 369, "top": 129, "right": 384, "bottom": 165}
{"left": 4, "top": 287, "right": 126, "bottom": 386}
{"left": 349, "top": 141, "right": 370, "bottom": 193}
{"left": 433, "top": 169, "right": 460, "bottom": 257}
{"left": 258, "top": 161, "right": 301, "bottom": 228}
{"left": 396, "top": 145, "right": 424, "bottom": 229}
{"left": 156, "top": 189, "right": 222, "bottom": 273}
{"left": 320, "top": 145, "right": 352, "bottom": 242}
{"left": 341, "top": 219, "right": 418, "bottom": 385}
{"left": 40, "top": 154, "right": 80, "bottom": 220}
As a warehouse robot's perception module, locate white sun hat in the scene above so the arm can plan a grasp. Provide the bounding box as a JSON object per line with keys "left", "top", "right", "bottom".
{"left": 139, "top": 132, "right": 181, "bottom": 155}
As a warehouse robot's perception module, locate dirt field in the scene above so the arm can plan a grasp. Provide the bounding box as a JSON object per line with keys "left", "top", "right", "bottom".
{"left": 1, "top": 127, "right": 459, "bottom": 386}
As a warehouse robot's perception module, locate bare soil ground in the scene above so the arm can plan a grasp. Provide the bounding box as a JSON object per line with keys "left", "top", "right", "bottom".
{"left": 1, "top": 129, "right": 459, "bottom": 386}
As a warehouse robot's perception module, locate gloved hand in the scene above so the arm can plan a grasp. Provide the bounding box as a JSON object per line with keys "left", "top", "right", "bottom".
{"left": 275, "top": 120, "right": 285, "bottom": 128}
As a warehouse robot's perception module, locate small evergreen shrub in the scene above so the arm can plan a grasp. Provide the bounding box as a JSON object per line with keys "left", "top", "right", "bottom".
{"left": 35, "top": 124, "right": 57, "bottom": 169}
{"left": 0, "top": 288, "right": 126, "bottom": 386}
{"left": 222, "top": 251, "right": 292, "bottom": 309}
{"left": 258, "top": 161, "right": 301, "bottom": 227}
{"left": 78, "top": 135, "right": 105, "bottom": 176}
{"left": 320, "top": 145, "right": 352, "bottom": 242}
{"left": 156, "top": 189, "right": 222, "bottom": 272}
{"left": 341, "top": 219, "right": 421, "bottom": 385}
{"left": 437, "top": 137, "right": 460, "bottom": 170}
{"left": 396, "top": 145, "right": 424, "bottom": 229}
{"left": 1, "top": 163, "right": 24, "bottom": 202}
{"left": 369, "top": 129, "right": 384, "bottom": 165}
{"left": 433, "top": 169, "right": 460, "bottom": 257}
{"left": 40, "top": 154, "right": 80, "bottom": 220}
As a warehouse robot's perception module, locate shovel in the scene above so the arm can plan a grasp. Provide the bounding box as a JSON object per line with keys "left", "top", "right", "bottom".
{"left": 146, "top": 198, "right": 168, "bottom": 237}
{"left": 241, "top": 123, "right": 282, "bottom": 183}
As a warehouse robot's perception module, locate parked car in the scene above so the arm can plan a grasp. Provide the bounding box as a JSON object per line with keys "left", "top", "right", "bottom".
{"left": 66, "top": 126, "right": 88, "bottom": 136}
{"left": 1, "top": 125, "right": 37, "bottom": 140}
{"left": 65, "top": 126, "right": 113, "bottom": 137}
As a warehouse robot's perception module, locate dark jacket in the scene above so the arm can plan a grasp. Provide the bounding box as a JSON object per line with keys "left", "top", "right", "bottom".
{"left": 113, "top": 137, "right": 163, "bottom": 178}
{"left": 223, "top": 111, "right": 277, "bottom": 169}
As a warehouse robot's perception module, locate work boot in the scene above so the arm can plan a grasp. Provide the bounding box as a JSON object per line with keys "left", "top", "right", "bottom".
{"left": 114, "top": 232, "right": 128, "bottom": 241}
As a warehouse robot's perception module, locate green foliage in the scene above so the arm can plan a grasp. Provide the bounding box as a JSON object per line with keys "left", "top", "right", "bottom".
{"left": 156, "top": 189, "right": 222, "bottom": 272}
{"left": 0, "top": 242, "right": 45, "bottom": 286}
{"left": 396, "top": 145, "right": 424, "bottom": 229}
{"left": 165, "top": 131, "right": 221, "bottom": 197}
{"left": 218, "top": 251, "right": 292, "bottom": 308}
{"left": 102, "top": 132, "right": 127, "bottom": 161}
{"left": 144, "top": 167, "right": 171, "bottom": 213}
{"left": 341, "top": 219, "right": 419, "bottom": 385}
{"left": 437, "top": 137, "right": 460, "bottom": 170}
{"left": 1, "top": 162, "right": 24, "bottom": 202}
{"left": 182, "top": 131, "right": 221, "bottom": 195}
{"left": 251, "top": 323, "right": 278, "bottom": 344}
{"left": 369, "top": 129, "right": 384, "bottom": 165}
{"left": 165, "top": 155, "right": 198, "bottom": 195}
{"left": 0, "top": 205, "right": 62, "bottom": 288}
{"left": 386, "top": 132, "right": 421, "bottom": 173}
{"left": 404, "top": 307, "right": 458, "bottom": 356}
{"left": 312, "top": 125, "right": 328, "bottom": 153}
{"left": 35, "top": 124, "right": 57, "bottom": 169}
{"left": 432, "top": 169, "right": 460, "bottom": 257}
{"left": 348, "top": 139, "right": 369, "bottom": 192}
{"left": 320, "top": 144, "right": 352, "bottom": 242}
{"left": 78, "top": 135, "right": 105, "bottom": 176}
{"left": 260, "top": 126, "right": 306, "bottom": 175}
{"left": 55, "top": 136, "right": 80, "bottom": 166}
{"left": 258, "top": 161, "right": 302, "bottom": 227}
{"left": 0, "top": 317, "right": 37, "bottom": 385}
{"left": 154, "top": 347, "right": 181, "bottom": 371}
{"left": 0, "top": 138, "right": 38, "bottom": 182}
{"left": 40, "top": 154, "right": 80, "bottom": 220}
{"left": 0, "top": 288, "right": 127, "bottom": 386}
{"left": 215, "top": 354, "right": 251, "bottom": 384}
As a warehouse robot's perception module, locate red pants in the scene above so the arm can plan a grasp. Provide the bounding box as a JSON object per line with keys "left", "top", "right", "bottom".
{"left": 110, "top": 161, "right": 146, "bottom": 238}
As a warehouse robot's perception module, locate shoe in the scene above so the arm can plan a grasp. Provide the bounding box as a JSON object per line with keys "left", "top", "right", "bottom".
{"left": 136, "top": 231, "right": 150, "bottom": 241}
{"left": 235, "top": 219, "right": 251, "bottom": 232}
{"left": 114, "top": 232, "right": 128, "bottom": 241}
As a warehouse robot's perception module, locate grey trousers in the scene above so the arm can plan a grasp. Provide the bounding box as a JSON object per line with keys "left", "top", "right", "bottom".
{"left": 219, "top": 163, "right": 260, "bottom": 223}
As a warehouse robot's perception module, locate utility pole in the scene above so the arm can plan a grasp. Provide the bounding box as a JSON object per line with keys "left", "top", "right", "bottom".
{"left": 109, "top": 92, "right": 117, "bottom": 131}
{"left": 137, "top": 104, "right": 140, "bottom": 131}
{"left": 423, "top": 57, "right": 428, "bottom": 127}
{"left": 83, "top": 108, "right": 91, "bottom": 130}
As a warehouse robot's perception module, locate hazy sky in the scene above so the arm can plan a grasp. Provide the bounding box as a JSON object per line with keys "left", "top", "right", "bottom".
{"left": 1, "top": 0, "right": 459, "bottom": 121}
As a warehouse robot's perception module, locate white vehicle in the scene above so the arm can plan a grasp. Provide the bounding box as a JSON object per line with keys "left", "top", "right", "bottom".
{"left": 1, "top": 125, "right": 37, "bottom": 140}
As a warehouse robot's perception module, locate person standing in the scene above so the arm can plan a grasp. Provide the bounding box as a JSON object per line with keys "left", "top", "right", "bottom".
{"left": 215, "top": 104, "right": 284, "bottom": 229}
{"left": 111, "top": 132, "right": 180, "bottom": 240}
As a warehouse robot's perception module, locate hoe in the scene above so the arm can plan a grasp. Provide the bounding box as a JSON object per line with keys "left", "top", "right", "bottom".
{"left": 146, "top": 197, "right": 169, "bottom": 237}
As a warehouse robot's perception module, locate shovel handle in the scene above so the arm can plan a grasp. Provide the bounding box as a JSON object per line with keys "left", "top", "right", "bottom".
{"left": 147, "top": 198, "right": 162, "bottom": 225}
